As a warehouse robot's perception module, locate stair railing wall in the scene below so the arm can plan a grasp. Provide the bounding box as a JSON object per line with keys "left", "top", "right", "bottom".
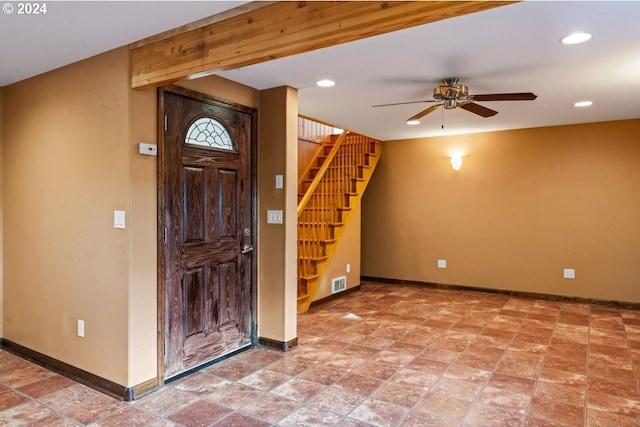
{"left": 297, "top": 132, "right": 347, "bottom": 296}
{"left": 297, "top": 132, "right": 348, "bottom": 217}
{"left": 297, "top": 130, "right": 377, "bottom": 301}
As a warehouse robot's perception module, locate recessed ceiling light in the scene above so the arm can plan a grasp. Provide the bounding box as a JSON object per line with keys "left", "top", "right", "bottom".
{"left": 406, "top": 120, "right": 420, "bottom": 126}
{"left": 316, "top": 79, "right": 335, "bottom": 87}
{"left": 574, "top": 100, "right": 593, "bottom": 107}
{"left": 561, "top": 32, "right": 592, "bottom": 45}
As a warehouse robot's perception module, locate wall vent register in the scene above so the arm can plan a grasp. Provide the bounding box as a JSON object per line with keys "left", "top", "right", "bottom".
{"left": 331, "top": 276, "right": 347, "bottom": 294}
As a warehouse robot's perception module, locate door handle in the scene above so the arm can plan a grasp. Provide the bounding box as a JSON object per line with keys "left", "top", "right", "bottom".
{"left": 242, "top": 244, "right": 254, "bottom": 254}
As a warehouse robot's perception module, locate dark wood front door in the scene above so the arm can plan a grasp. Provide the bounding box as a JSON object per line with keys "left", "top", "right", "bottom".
{"left": 160, "top": 87, "right": 255, "bottom": 379}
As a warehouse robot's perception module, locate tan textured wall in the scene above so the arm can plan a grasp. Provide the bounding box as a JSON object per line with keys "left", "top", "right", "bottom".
{"left": 3, "top": 48, "right": 130, "bottom": 384}
{"left": 362, "top": 119, "right": 640, "bottom": 303}
{"left": 258, "top": 87, "right": 298, "bottom": 343}
{"left": 0, "top": 86, "right": 4, "bottom": 337}
{"left": 176, "top": 77, "right": 260, "bottom": 110}
{"left": 127, "top": 87, "right": 158, "bottom": 386}
{"left": 284, "top": 89, "right": 299, "bottom": 341}
{"left": 2, "top": 51, "right": 294, "bottom": 387}
{"left": 314, "top": 204, "right": 362, "bottom": 300}
{"left": 298, "top": 139, "right": 321, "bottom": 181}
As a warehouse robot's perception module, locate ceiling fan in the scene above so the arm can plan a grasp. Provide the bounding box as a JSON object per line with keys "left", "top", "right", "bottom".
{"left": 373, "top": 77, "right": 537, "bottom": 123}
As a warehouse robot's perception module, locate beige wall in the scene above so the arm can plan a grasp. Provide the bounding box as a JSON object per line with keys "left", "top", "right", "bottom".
{"left": 176, "top": 77, "right": 260, "bottom": 110}
{"left": 127, "top": 86, "right": 158, "bottom": 386}
{"left": 0, "top": 86, "right": 4, "bottom": 337}
{"left": 362, "top": 119, "right": 640, "bottom": 303}
{"left": 3, "top": 48, "right": 130, "bottom": 384}
{"left": 2, "top": 48, "right": 298, "bottom": 388}
{"left": 298, "top": 139, "right": 321, "bottom": 182}
{"left": 258, "top": 87, "right": 298, "bottom": 343}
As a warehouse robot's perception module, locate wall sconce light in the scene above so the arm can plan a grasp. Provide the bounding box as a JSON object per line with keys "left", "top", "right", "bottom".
{"left": 451, "top": 154, "right": 463, "bottom": 171}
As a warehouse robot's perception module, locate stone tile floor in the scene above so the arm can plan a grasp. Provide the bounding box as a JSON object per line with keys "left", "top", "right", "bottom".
{"left": 1, "top": 281, "right": 640, "bottom": 426}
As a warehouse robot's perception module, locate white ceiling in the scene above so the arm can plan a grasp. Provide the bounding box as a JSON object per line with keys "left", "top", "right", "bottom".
{"left": 0, "top": 1, "right": 249, "bottom": 86}
{"left": 2, "top": 1, "right": 639, "bottom": 141}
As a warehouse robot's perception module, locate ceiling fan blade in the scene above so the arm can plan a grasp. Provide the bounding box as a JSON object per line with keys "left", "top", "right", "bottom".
{"left": 372, "top": 100, "right": 438, "bottom": 108}
{"left": 407, "top": 104, "right": 442, "bottom": 121}
{"left": 459, "top": 102, "right": 498, "bottom": 118}
{"left": 470, "top": 92, "right": 537, "bottom": 102}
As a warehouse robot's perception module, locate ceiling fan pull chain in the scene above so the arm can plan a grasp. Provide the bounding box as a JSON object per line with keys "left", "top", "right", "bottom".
{"left": 441, "top": 106, "right": 444, "bottom": 129}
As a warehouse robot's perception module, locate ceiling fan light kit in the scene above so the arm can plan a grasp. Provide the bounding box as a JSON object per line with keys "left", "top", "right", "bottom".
{"left": 374, "top": 77, "right": 537, "bottom": 124}
{"left": 433, "top": 77, "right": 469, "bottom": 102}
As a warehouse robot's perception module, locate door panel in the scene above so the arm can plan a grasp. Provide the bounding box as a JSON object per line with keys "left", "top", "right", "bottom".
{"left": 161, "top": 88, "right": 255, "bottom": 379}
{"left": 184, "top": 167, "right": 205, "bottom": 243}
{"left": 219, "top": 262, "right": 238, "bottom": 325}
{"left": 184, "top": 267, "right": 206, "bottom": 337}
{"left": 219, "top": 170, "right": 237, "bottom": 237}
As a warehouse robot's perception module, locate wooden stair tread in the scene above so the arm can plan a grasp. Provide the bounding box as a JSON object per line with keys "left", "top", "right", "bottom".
{"left": 298, "top": 192, "right": 357, "bottom": 197}
{"left": 303, "top": 177, "right": 364, "bottom": 183}
{"left": 318, "top": 152, "right": 376, "bottom": 159}
{"left": 299, "top": 256, "right": 329, "bottom": 262}
{"left": 298, "top": 192, "right": 358, "bottom": 197}
{"left": 311, "top": 162, "right": 370, "bottom": 168}
{"left": 299, "top": 238, "right": 337, "bottom": 244}
{"left": 311, "top": 163, "right": 372, "bottom": 169}
{"left": 300, "top": 207, "right": 351, "bottom": 211}
{"left": 298, "top": 222, "right": 344, "bottom": 227}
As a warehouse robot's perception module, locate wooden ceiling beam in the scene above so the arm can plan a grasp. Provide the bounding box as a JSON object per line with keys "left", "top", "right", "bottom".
{"left": 130, "top": 1, "right": 515, "bottom": 90}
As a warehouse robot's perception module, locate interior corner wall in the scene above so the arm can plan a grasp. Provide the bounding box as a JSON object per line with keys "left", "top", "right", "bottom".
{"left": 0, "top": 86, "right": 4, "bottom": 338}
{"left": 258, "top": 86, "right": 298, "bottom": 343}
{"left": 314, "top": 204, "right": 362, "bottom": 301}
{"left": 127, "top": 86, "right": 158, "bottom": 387}
{"left": 3, "top": 47, "right": 130, "bottom": 384}
{"left": 362, "top": 119, "right": 640, "bottom": 304}
{"left": 0, "top": 43, "right": 292, "bottom": 390}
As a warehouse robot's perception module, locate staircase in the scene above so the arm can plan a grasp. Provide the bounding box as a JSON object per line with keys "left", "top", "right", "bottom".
{"left": 297, "top": 129, "right": 382, "bottom": 313}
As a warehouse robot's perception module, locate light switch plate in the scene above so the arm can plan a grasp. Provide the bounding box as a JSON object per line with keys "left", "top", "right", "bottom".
{"left": 114, "top": 210, "right": 126, "bottom": 229}
{"left": 275, "top": 175, "right": 284, "bottom": 189}
{"left": 267, "top": 210, "right": 283, "bottom": 224}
